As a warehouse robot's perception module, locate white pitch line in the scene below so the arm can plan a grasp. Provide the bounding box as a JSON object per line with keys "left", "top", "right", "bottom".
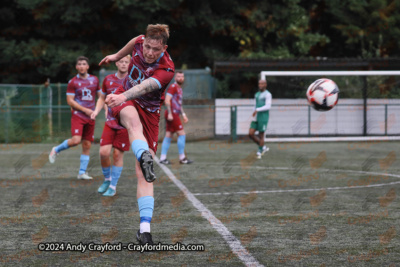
{"left": 154, "top": 156, "right": 263, "bottom": 267}
{"left": 192, "top": 162, "right": 400, "bottom": 178}
{"left": 192, "top": 181, "right": 400, "bottom": 196}
{"left": 186, "top": 165, "right": 400, "bottom": 196}
{"left": 0, "top": 151, "right": 48, "bottom": 154}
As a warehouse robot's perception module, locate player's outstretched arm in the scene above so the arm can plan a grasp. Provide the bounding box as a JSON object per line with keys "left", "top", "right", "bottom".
{"left": 67, "top": 95, "right": 93, "bottom": 117}
{"left": 99, "top": 36, "right": 139, "bottom": 66}
{"left": 105, "top": 78, "right": 160, "bottom": 108}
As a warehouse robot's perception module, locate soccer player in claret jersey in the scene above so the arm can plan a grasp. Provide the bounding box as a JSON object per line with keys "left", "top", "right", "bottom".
{"left": 49, "top": 56, "right": 101, "bottom": 180}
{"left": 249, "top": 79, "right": 272, "bottom": 159}
{"left": 99, "top": 24, "right": 175, "bottom": 245}
{"left": 90, "top": 55, "right": 131, "bottom": 197}
{"left": 159, "top": 71, "right": 193, "bottom": 164}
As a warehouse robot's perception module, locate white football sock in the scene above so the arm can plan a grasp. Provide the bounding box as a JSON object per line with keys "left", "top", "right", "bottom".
{"left": 140, "top": 222, "right": 150, "bottom": 233}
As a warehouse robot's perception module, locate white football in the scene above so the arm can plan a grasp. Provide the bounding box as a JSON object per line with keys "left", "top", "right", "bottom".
{"left": 306, "top": 78, "right": 339, "bottom": 111}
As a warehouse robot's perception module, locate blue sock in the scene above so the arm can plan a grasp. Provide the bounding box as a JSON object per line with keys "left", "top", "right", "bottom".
{"left": 79, "top": 155, "right": 90, "bottom": 175}
{"left": 138, "top": 196, "right": 154, "bottom": 233}
{"left": 161, "top": 137, "right": 171, "bottom": 158}
{"left": 131, "top": 140, "right": 149, "bottom": 162}
{"left": 102, "top": 166, "right": 111, "bottom": 180}
{"left": 55, "top": 140, "right": 69, "bottom": 153}
{"left": 177, "top": 135, "right": 186, "bottom": 155}
{"left": 110, "top": 166, "right": 123, "bottom": 187}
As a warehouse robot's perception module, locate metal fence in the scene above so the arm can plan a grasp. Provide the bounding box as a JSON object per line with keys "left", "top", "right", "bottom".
{"left": 0, "top": 83, "right": 216, "bottom": 143}
{"left": 2, "top": 84, "right": 399, "bottom": 144}
{"left": 0, "top": 105, "right": 215, "bottom": 144}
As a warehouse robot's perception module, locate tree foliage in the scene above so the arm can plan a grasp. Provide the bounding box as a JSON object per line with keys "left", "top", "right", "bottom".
{"left": 0, "top": 0, "right": 399, "bottom": 83}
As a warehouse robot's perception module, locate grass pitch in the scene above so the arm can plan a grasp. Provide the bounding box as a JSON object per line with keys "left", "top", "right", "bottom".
{"left": 0, "top": 140, "right": 399, "bottom": 266}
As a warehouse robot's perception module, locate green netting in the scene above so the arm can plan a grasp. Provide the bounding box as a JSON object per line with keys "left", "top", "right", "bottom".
{"left": 0, "top": 106, "right": 72, "bottom": 143}
{"left": 0, "top": 84, "right": 71, "bottom": 143}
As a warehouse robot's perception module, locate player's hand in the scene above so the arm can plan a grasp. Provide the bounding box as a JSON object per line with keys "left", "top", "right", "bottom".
{"left": 90, "top": 110, "right": 99, "bottom": 120}
{"left": 167, "top": 113, "right": 173, "bottom": 121}
{"left": 252, "top": 111, "right": 257, "bottom": 117}
{"left": 85, "top": 109, "right": 94, "bottom": 118}
{"left": 99, "top": 54, "right": 119, "bottom": 66}
{"left": 105, "top": 94, "right": 127, "bottom": 108}
{"left": 183, "top": 114, "right": 189, "bottom": 123}
{"left": 105, "top": 108, "right": 108, "bottom": 119}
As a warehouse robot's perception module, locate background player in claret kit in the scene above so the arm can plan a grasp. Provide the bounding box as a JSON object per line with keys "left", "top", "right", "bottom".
{"left": 249, "top": 79, "right": 272, "bottom": 159}
{"left": 90, "top": 55, "right": 131, "bottom": 197}
{"left": 159, "top": 71, "right": 193, "bottom": 164}
{"left": 99, "top": 24, "right": 175, "bottom": 244}
{"left": 49, "top": 56, "right": 101, "bottom": 179}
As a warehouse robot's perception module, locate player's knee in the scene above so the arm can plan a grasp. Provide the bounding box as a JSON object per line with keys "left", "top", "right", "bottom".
{"left": 70, "top": 136, "right": 81, "bottom": 146}
{"left": 127, "top": 126, "right": 143, "bottom": 140}
{"left": 121, "top": 116, "right": 137, "bottom": 131}
{"left": 99, "top": 147, "right": 110, "bottom": 158}
{"left": 112, "top": 149, "right": 123, "bottom": 162}
{"left": 82, "top": 140, "right": 91, "bottom": 150}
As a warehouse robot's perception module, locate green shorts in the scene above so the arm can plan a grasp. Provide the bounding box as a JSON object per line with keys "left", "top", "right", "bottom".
{"left": 250, "top": 120, "right": 268, "bottom": 132}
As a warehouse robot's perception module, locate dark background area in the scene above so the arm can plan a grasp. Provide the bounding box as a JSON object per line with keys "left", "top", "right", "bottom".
{"left": 1, "top": 0, "right": 400, "bottom": 97}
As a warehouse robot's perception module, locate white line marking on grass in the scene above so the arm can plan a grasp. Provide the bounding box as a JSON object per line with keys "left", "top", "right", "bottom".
{"left": 192, "top": 181, "right": 400, "bottom": 196}
{"left": 264, "top": 136, "right": 400, "bottom": 142}
{"left": 188, "top": 165, "right": 400, "bottom": 196}
{"left": 194, "top": 163, "right": 400, "bottom": 179}
{"left": 0, "top": 151, "right": 48, "bottom": 154}
{"left": 154, "top": 156, "right": 263, "bottom": 267}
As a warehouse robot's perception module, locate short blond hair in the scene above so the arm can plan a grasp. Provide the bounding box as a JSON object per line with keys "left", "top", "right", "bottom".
{"left": 145, "top": 24, "right": 170, "bottom": 45}
{"left": 119, "top": 54, "right": 131, "bottom": 61}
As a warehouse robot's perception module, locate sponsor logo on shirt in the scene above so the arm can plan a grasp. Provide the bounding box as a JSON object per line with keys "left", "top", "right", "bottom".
{"left": 82, "top": 88, "right": 93, "bottom": 101}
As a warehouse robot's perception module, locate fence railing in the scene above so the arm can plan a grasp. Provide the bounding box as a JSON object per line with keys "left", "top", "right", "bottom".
{"left": 0, "top": 105, "right": 216, "bottom": 143}
{"left": 2, "top": 83, "right": 400, "bottom": 143}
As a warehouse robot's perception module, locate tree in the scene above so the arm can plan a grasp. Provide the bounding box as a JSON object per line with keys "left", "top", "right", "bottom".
{"left": 319, "top": 0, "right": 400, "bottom": 58}
{"left": 1, "top": 0, "right": 400, "bottom": 84}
